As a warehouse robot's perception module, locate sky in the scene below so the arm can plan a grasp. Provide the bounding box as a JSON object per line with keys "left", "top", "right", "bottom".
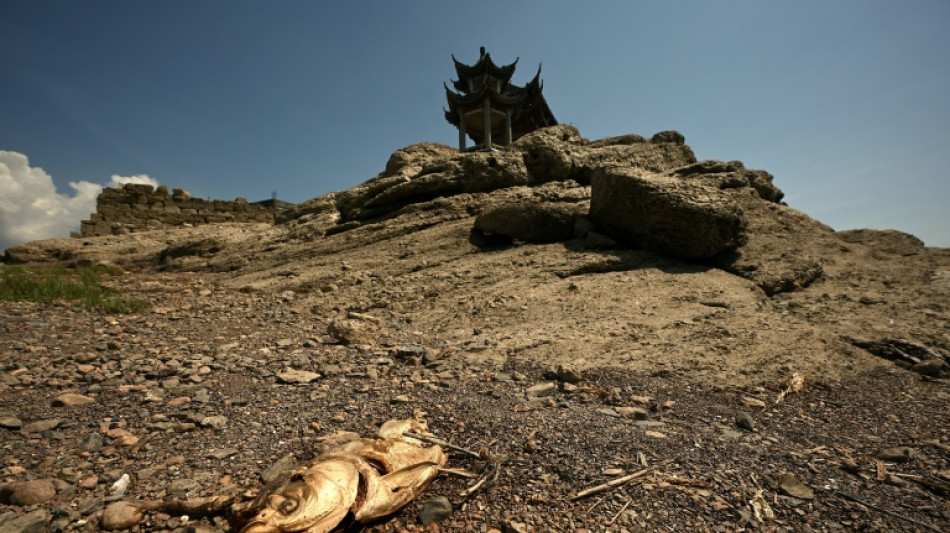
{"left": 1, "top": 1, "right": 948, "bottom": 250}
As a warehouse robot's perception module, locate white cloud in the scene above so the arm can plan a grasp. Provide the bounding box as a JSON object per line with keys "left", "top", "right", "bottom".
{"left": 0, "top": 150, "right": 158, "bottom": 251}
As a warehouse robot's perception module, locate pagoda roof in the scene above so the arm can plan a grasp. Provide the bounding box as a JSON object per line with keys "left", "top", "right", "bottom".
{"left": 451, "top": 50, "right": 518, "bottom": 85}
{"left": 444, "top": 81, "right": 527, "bottom": 111}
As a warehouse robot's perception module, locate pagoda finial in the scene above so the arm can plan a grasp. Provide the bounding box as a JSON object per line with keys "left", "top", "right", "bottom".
{"left": 479, "top": 46, "right": 485, "bottom": 58}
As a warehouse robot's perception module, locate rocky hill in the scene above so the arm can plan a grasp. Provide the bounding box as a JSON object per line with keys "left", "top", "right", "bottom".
{"left": 2, "top": 126, "right": 949, "bottom": 532}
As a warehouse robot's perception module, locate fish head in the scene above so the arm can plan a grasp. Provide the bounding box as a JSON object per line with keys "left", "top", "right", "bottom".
{"left": 238, "top": 467, "right": 357, "bottom": 533}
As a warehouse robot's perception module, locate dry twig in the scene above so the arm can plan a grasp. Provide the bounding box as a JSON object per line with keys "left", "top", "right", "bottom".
{"left": 607, "top": 498, "right": 633, "bottom": 526}
{"left": 404, "top": 432, "right": 482, "bottom": 460}
{"left": 570, "top": 469, "right": 651, "bottom": 501}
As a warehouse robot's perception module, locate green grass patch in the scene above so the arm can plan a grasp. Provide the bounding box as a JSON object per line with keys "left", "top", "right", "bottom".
{"left": 0, "top": 264, "right": 147, "bottom": 313}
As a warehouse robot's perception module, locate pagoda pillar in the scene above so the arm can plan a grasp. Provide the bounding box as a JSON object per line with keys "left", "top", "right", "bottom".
{"left": 458, "top": 110, "right": 467, "bottom": 150}
{"left": 503, "top": 109, "right": 513, "bottom": 146}
{"left": 482, "top": 100, "right": 492, "bottom": 149}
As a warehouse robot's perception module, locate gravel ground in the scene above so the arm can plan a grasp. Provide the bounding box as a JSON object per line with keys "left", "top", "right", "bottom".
{"left": 1, "top": 272, "right": 949, "bottom": 533}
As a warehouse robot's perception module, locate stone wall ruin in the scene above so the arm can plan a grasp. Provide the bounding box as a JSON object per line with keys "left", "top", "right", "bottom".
{"left": 78, "top": 184, "right": 291, "bottom": 237}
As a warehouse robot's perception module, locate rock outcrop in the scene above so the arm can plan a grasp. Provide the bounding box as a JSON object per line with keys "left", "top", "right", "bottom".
{"left": 474, "top": 202, "right": 586, "bottom": 243}
{"left": 588, "top": 167, "right": 748, "bottom": 260}
{"left": 5, "top": 124, "right": 919, "bottom": 300}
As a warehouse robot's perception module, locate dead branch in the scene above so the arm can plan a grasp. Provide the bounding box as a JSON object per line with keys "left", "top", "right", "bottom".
{"left": 404, "top": 432, "right": 483, "bottom": 460}
{"left": 570, "top": 469, "right": 651, "bottom": 501}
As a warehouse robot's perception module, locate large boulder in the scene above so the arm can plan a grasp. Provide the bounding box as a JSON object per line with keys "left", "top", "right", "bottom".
{"left": 589, "top": 168, "right": 747, "bottom": 261}
{"left": 474, "top": 202, "right": 586, "bottom": 243}
{"left": 510, "top": 124, "right": 586, "bottom": 182}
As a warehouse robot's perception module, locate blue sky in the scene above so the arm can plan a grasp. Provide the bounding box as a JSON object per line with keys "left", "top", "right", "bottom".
{"left": 1, "top": 0, "right": 948, "bottom": 249}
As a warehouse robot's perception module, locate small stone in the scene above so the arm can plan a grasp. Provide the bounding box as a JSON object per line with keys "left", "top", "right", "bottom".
{"left": 736, "top": 412, "right": 756, "bottom": 431}
{"left": 877, "top": 447, "right": 913, "bottom": 463}
{"left": 208, "top": 448, "right": 239, "bottom": 460}
{"left": 597, "top": 407, "right": 619, "bottom": 418}
{"left": 0, "top": 509, "right": 48, "bottom": 533}
{"left": 556, "top": 365, "right": 582, "bottom": 384}
{"left": 391, "top": 395, "right": 411, "bottom": 404}
{"left": 52, "top": 393, "right": 95, "bottom": 407}
{"left": 0, "top": 414, "right": 22, "bottom": 429}
{"left": 418, "top": 496, "right": 452, "bottom": 526}
{"left": 526, "top": 382, "right": 556, "bottom": 398}
{"left": 200, "top": 415, "right": 229, "bottom": 429}
{"left": 910, "top": 359, "right": 946, "bottom": 376}
{"left": 741, "top": 396, "right": 767, "bottom": 409}
{"left": 644, "top": 430, "right": 667, "bottom": 439}
{"left": 101, "top": 501, "right": 145, "bottom": 531}
{"left": 2, "top": 479, "right": 57, "bottom": 506}
{"left": 262, "top": 454, "right": 296, "bottom": 484}
{"left": 20, "top": 418, "right": 62, "bottom": 434}
{"left": 277, "top": 369, "right": 322, "bottom": 384}
{"left": 615, "top": 407, "right": 650, "bottom": 420}
{"left": 328, "top": 319, "right": 379, "bottom": 346}
{"left": 502, "top": 520, "right": 528, "bottom": 533}
{"left": 778, "top": 473, "right": 814, "bottom": 500}
{"left": 81, "top": 431, "right": 104, "bottom": 452}
{"left": 104, "top": 428, "right": 139, "bottom": 447}
{"left": 166, "top": 478, "right": 201, "bottom": 497}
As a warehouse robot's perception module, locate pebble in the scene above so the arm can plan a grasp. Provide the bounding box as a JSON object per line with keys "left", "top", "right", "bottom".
{"left": 526, "top": 382, "right": 556, "bottom": 398}
{"left": 778, "top": 473, "right": 815, "bottom": 500}
{"left": 52, "top": 393, "right": 95, "bottom": 407}
{"left": 0, "top": 509, "right": 49, "bottom": 533}
{"left": 556, "top": 365, "right": 582, "bottom": 384}
{"left": 877, "top": 447, "right": 913, "bottom": 463}
{"left": 615, "top": 406, "right": 650, "bottom": 420}
{"left": 19, "top": 418, "right": 62, "bottom": 434}
{"left": 735, "top": 412, "right": 756, "bottom": 431}
{"left": 0, "top": 413, "right": 22, "bottom": 429}
{"left": 200, "top": 415, "right": 229, "bottom": 429}
{"left": 277, "top": 369, "right": 322, "bottom": 384}
{"left": 262, "top": 454, "right": 296, "bottom": 484}
{"left": 418, "top": 495, "right": 453, "bottom": 526}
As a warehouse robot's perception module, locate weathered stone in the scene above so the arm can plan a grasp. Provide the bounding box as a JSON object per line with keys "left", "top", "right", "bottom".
{"left": 910, "top": 359, "right": 947, "bottom": 376}
{"left": 0, "top": 414, "right": 22, "bottom": 429}
{"left": 526, "top": 382, "right": 557, "bottom": 398}
{"left": 20, "top": 418, "right": 62, "bottom": 434}
{"left": 615, "top": 407, "right": 650, "bottom": 420}
{"left": 555, "top": 365, "right": 582, "bottom": 384}
{"left": 262, "top": 454, "right": 297, "bottom": 485}
{"left": 200, "top": 415, "right": 229, "bottom": 429}
{"left": 736, "top": 412, "right": 756, "bottom": 431}
{"left": 418, "top": 495, "right": 453, "bottom": 526}
{"left": 777, "top": 473, "right": 814, "bottom": 500}
{"left": 100, "top": 501, "right": 145, "bottom": 531}
{"left": 328, "top": 319, "right": 379, "bottom": 346}
{"left": 0, "top": 479, "right": 56, "bottom": 506}
{"left": 877, "top": 447, "right": 914, "bottom": 463}
{"left": 590, "top": 167, "right": 747, "bottom": 260}
{"left": 277, "top": 369, "right": 322, "bottom": 384}
{"left": 0, "top": 509, "right": 49, "bottom": 533}
{"left": 52, "top": 393, "right": 95, "bottom": 407}
{"left": 474, "top": 202, "right": 582, "bottom": 243}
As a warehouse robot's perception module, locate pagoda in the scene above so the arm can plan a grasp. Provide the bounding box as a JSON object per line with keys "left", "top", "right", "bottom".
{"left": 445, "top": 47, "right": 557, "bottom": 151}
